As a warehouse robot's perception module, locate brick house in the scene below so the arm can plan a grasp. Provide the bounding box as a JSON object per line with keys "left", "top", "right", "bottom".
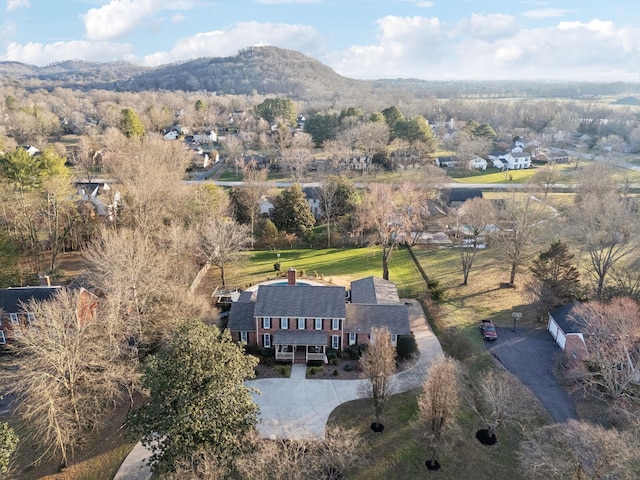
{"left": 0, "top": 286, "right": 98, "bottom": 346}
{"left": 0, "top": 286, "right": 61, "bottom": 345}
{"left": 228, "top": 269, "right": 410, "bottom": 363}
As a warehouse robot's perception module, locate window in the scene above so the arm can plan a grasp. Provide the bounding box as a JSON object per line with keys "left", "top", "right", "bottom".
{"left": 391, "top": 334, "right": 398, "bottom": 345}
{"left": 332, "top": 318, "right": 340, "bottom": 330}
{"left": 332, "top": 335, "right": 340, "bottom": 350}
{"left": 348, "top": 332, "right": 356, "bottom": 346}
{"left": 27, "top": 313, "right": 35, "bottom": 324}
{"left": 281, "top": 317, "right": 289, "bottom": 329}
{"left": 315, "top": 318, "right": 322, "bottom": 330}
{"left": 262, "top": 317, "right": 271, "bottom": 329}
{"left": 263, "top": 334, "right": 271, "bottom": 348}
{"left": 9, "top": 313, "right": 18, "bottom": 325}
{"left": 298, "top": 317, "right": 305, "bottom": 330}
{"left": 0, "top": 330, "right": 5, "bottom": 344}
{"left": 240, "top": 331, "right": 248, "bottom": 343}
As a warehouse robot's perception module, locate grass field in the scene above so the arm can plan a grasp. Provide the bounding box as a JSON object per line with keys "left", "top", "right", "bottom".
{"left": 217, "top": 246, "right": 429, "bottom": 297}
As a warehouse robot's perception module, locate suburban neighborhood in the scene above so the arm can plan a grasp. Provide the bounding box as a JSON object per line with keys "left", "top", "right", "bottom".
{"left": 1, "top": 45, "right": 640, "bottom": 479}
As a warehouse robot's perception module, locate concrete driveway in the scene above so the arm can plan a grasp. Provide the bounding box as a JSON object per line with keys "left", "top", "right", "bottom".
{"left": 486, "top": 326, "right": 577, "bottom": 423}
{"left": 114, "top": 300, "right": 442, "bottom": 479}
{"left": 250, "top": 299, "right": 443, "bottom": 439}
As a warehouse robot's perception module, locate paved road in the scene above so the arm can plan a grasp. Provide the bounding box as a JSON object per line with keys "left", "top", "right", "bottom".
{"left": 486, "top": 326, "right": 577, "bottom": 423}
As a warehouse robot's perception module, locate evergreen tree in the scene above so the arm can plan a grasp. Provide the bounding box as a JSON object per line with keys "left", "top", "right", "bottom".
{"left": 271, "top": 183, "right": 316, "bottom": 235}
{"left": 131, "top": 321, "right": 258, "bottom": 473}
{"left": 119, "top": 108, "right": 145, "bottom": 138}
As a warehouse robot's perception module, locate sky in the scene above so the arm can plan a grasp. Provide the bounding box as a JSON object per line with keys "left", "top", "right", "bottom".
{"left": 1, "top": 0, "right": 639, "bottom": 82}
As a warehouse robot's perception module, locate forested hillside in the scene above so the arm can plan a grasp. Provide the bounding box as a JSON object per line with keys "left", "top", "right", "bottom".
{"left": 1, "top": 46, "right": 639, "bottom": 101}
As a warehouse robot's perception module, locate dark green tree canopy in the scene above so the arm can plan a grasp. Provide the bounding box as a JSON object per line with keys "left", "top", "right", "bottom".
{"left": 464, "top": 120, "right": 497, "bottom": 140}
{"left": 131, "top": 321, "right": 258, "bottom": 473}
{"left": 254, "top": 97, "right": 297, "bottom": 125}
{"left": 304, "top": 112, "right": 340, "bottom": 147}
{"left": 228, "top": 187, "right": 256, "bottom": 225}
{"left": 531, "top": 241, "right": 582, "bottom": 305}
{"left": 119, "top": 107, "right": 146, "bottom": 138}
{"left": 271, "top": 183, "right": 316, "bottom": 235}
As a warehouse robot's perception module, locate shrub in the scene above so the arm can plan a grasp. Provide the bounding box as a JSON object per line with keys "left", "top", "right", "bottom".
{"left": 329, "top": 357, "right": 339, "bottom": 365}
{"left": 333, "top": 369, "right": 339, "bottom": 376}
{"left": 277, "top": 365, "right": 290, "bottom": 377}
{"left": 396, "top": 334, "right": 418, "bottom": 360}
{"left": 308, "top": 366, "right": 323, "bottom": 376}
{"left": 440, "top": 329, "right": 474, "bottom": 361}
{"left": 343, "top": 363, "right": 354, "bottom": 372}
{"left": 427, "top": 279, "right": 444, "bottom": 301}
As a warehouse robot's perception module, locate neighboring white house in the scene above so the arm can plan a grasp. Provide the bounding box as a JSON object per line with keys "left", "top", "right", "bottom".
{"left": 193, "top": 130, "right": 217, "bottom": 144}
{"left": 469, "top": 156, "right": 487, "bottom": 170}
{"left": 163, "top": 131, "right": 179, "bottom": 140}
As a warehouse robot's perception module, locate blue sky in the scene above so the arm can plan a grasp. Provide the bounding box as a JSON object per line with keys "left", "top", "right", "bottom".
{"left": 2, "top": 0, "right": 639, "bottom": 81}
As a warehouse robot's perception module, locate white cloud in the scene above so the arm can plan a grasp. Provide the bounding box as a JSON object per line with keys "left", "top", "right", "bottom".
{"left": 6, "top": 0, "right": 30, "bottom": 12}
{"left": 143, "top": 20, "right": 324, "bottom": 66}
{"left": 253, "top": 0, "right": 321, "bottom": 4}
{"left": 82, "top": 0, "right": 194, "bottom": 41}
{"left": 328, "top": 14, "right": 640, "bottom": 81}
{"left": 1, "top": 40, "right": 134, "bottom": 65}
{"left": 523, "top": 8, "right": 574, "bottom": 19}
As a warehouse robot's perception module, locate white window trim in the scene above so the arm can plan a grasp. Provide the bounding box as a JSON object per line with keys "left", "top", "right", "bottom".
{"left": 262, "top": 317, "right": 271, "bottom": 329}
{"left": 9, "top": 313, "right": 18, "bottom": 325}
{"left": 263, "top": 334, "right": 271, "bottom": 348}
{"left": 331, "top": 335, "right": 340, "bottom": 349}
{"left": 298, "top": 317, "right": 305, "bottom": 330}
{"left": 348, "top": 332, "right": 356, "bottom": 346}
{"left": 392, "top": 334, "right": 398, "bottom": 345}
{"left": 332, "top": 318, "right": 340, "bottom": 331}
{"left": 0, "top": 330, "right": 5, "bottom": 344}
{"left": 281, "top": 317, "right": 289, "bottom": 329}
{"left": 315, "top": 318, "right": 322, "bottom": 330}
{"left": 27, "top": 313, "right": 35, "bottom": 324}
{"left": 240, "top": 331, "right": 248, "bottom": 343}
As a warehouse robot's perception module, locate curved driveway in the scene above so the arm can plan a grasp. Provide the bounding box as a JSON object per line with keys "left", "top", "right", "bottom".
{"left": 249, "top": 299, "right": 443, "bottom": 439}
{"left": 113, "top": 300, "right": 441, "bottom": 479}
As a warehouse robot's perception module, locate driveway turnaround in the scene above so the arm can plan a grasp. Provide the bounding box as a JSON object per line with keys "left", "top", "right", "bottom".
{"left": 486, "top": 326, "right": 577, "bottom": 423}
{"left": 113, "top": 299, "right": 442, "bottom": 478}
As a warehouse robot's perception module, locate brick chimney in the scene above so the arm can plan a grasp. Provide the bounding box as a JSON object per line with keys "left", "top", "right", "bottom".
{"left": 39, "top": 275, "right": 51, "bottom": 287}
{"left": 287, "top": 268, "right": 297, "bottom": 286}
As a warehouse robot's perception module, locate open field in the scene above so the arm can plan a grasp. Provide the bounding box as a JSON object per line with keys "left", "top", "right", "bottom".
{"left": 209, "top": 246, "right": 429, "bottom": 297}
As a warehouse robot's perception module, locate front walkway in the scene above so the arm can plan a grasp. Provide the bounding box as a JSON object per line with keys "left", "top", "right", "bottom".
{"left": 249, "top": 299, "right": 442, "bottom": 439}
{"left": 113, "top": 299, "right": 442, "bottom": 478}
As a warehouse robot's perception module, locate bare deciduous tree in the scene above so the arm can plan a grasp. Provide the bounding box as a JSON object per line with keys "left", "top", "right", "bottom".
{"left": 416, "top": 355, "right": 461, "bottom": 467}
{"left": 571, "top": 298, "right": 640, "bottom": 401}
{"left": 519, "top": 420, "right": 640, "bottom": 480}
{"left": 8, "top": 288, "right": 134, "bottom": 468}
{"left": 493, "top": 191, "right": 552, "bottom": 285}
{"left": 570, "top": 191, "right": 640, "bottom": 299}
{"left": 359, "top": 326, "right": 397, "bottom": 430}
{"left": 194, "top": 217, "right": 251, "bottom": 287}
{"left": 449, "top": 197, "right": 495, "bottom": 285}
{"left": 468, "top": 369, "right": 532, "bottom": 440}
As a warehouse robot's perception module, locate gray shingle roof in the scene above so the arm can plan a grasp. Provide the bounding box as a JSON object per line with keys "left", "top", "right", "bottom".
{"left": 228, "top": 301, "right": 256, "bottom": 331}
{"left": 0, "top": 287, "right": 61, "bottom": 314}
{"left": 345, "top": 303, "right": 410, "bottom": 336}
{"left": 549, "top": 301, "right": 583, "bottom": 334}
{"left": 350, "top": 277, "right": 400, "bottom": 304}
{"left": 254, "top": 285, "right": 345, "bottom": 318}
{"left": 273, "top": 330, "right": 328, "bottom": 345}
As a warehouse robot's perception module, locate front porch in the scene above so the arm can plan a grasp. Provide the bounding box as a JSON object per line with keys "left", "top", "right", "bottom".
{"left": 273, "top": 330, "right": 328, "bottom": 364}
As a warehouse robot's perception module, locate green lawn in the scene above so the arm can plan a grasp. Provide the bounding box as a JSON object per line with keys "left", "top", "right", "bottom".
{"left": 222, "top": 246, "right": 428, "bottom": 297}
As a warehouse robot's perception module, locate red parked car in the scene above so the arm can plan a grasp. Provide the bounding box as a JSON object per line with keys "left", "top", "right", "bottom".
{"left": 480, "top": 319, "right": 497, "bottom": 341}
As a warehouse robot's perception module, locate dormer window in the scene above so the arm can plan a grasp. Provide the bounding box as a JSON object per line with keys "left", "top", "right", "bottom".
{"left": 27, "top": 313, "right": 35, "bottom": 324}
{"left": 9, "top": 313, "right": 18, "bottom": 325}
